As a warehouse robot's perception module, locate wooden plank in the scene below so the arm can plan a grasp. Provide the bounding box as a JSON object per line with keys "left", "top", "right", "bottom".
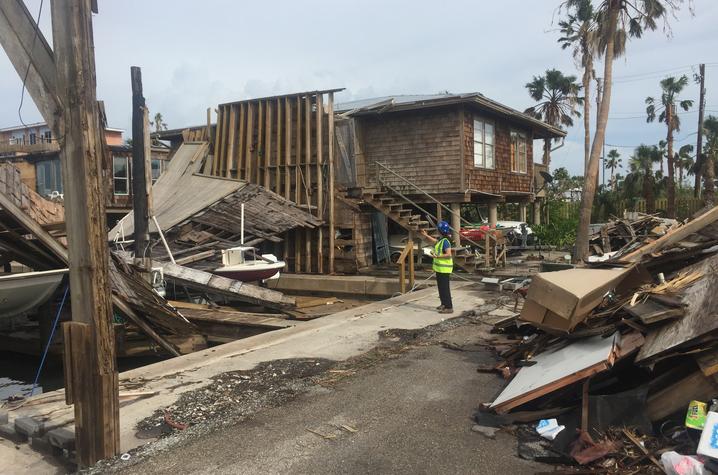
{"left": 305, "top": 95, "right": 312, "bottom": 273}
{"left": 62, "top": 322, "right": 75, "bottom": 405}
{"left": 206, "top": 107, "right": 212, "bottom": 149}
{"left": 295, "top": 96, "right": 301, "bottom": 204}
{"left": 219, "top": 105, "right": 230, "bottom": 176}
{"left": 225, "top": 104, "right": 237, "bottom": 178}
{"left": 174, "top": 249, "right": 216, "bottom": 266}
{"left": 696, "top": 348, "right": 718, "bottom": 377}
{"left": 284, "top": 96, "right": 291, "bottom": 200}
{"left": 264, "top": 99, "right": 272, "bottom": 189}
{"left": 623, "top": 299, "right": 684, "bottom": 325}
{"left": 646, "top": 370, "right": 718, "bottom": 421}
{"left": 212, "top": 107, "right": 222, "bottom": 176}
{"left": 619, "top": 205, "right": 718, "bottom": 263}
{"left": 180, "top": 308, "right": 292, "bottom": 329}
{"left": 275, "top": 98, "right": 281, "bottom": 194}
{"left": 245, "top": 102, "right": 254, "bottom": 182}
{"left": 328, "top": 92, "right": 335, "bottom": 274}
{"left": 256, "top": 101, "right": 264, "bottom": 184}
{"left": 316, "top": 93, "right": 324, "bottom": 274}
{"left": 160, "top": 261, "right": 295, "bottom": 308}
{"left": 113, "top": 292, "right": 181, "bottom": 357}
{"left": 237, "top": 103, "right": 245, "bottom": 180}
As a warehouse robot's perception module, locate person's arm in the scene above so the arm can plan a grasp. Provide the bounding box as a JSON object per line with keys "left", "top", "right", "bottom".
{"left": 420, "top": 229, "right": 437, "bottom": 244}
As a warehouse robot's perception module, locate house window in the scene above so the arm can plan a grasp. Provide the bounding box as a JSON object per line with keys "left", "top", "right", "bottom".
{"left": 473, "top": 119, "right": 495, "bottom": 169}
{"left": 29, "top": 133, "right": 36, "bottom": 145}
{"left": 43, "top": 131, "right": 52, "bottom": 143}
{"left": 35, "top": 158, "right": 63, "bottom": 197}
{"left": 113, "top": 156, "right": 130, "bottom": 195}
{"left": 151, "top": 159, "right": 163, "bottom": 184}
{"left": 511, "top": 130, "right": 528, "bottom": 174}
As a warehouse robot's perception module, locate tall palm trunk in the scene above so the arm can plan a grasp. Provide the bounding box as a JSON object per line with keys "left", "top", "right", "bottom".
{"left": 583, "top": 61, "right": 592, "bottom": 175}
{"left": 666, "top": 104, "right": 676, "bottom": 217}
{"left": 644, "top": 166, "right": 655, "bottom": 213}
{"left": 706, "top": 152, "right": 716, "bottom": 204}
{"left": 611, "top": 167, "right": 616, "bottom": 191}
{"left": 574, "top": 6, "right": 618, "bottom": 262}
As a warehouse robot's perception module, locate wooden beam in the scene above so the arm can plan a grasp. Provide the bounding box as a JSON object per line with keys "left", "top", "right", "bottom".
{"left": 130, "top": 66, "right": 151, "bottom": 270}
{"left": 245, "top": 102, "right": 254, "bottom": 182}
{"left": 316, "top": 94, "right": 324, "bottom": 274}
{"left": 51, "top": 0, "right": 119, "bottom": 464}
{"left": 328, "top": 92, "right": 335, "bottom": 274}
{"left": 646, "top": 370, "right": 718, "bottom": 421}
{"left": 219, "top": 105, "right": 229, "bottom": 177}
{"left": 284, "top": 97, "right": 291, "bottom": 200}
{"left": 159, "top": 261, "right": 295, "bottom": 308}
{"left": 225, "top": 104, "right": 237, "bottom": 178}
{"left": 256, "top": 101, "right": 264, "bottom": 184}
{"left": 0, "top": 0, "right": 62, "bottom": 133}
{"left": 275, "top": 98, "right": 281, "bottom": 194}
{"left": 305, "top": 95, "right": 312, "bottom": 273}
{"left": 237, "top": 103, "right": 245, "bottom": 180}
{"left": 206, "top": 107, "right": 212, "bottom": 148}
{"left": 264, "top": 100, "right": 272, "bottom": 189}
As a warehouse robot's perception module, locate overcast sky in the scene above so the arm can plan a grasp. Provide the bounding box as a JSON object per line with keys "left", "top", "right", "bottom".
{"left": 1, "top": 0, "right": 716, "bottom": 176}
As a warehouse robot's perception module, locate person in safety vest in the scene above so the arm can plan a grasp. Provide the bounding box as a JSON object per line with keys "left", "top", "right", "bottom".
{"left": 420, "top": 221, "right": 453, "bottom": 314}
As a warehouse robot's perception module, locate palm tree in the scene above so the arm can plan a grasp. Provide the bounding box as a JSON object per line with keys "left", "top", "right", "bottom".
{"left": 574, "top": 0, "right": 685, "bottom": 262}
{"left": 674, "top": 144, "right": 694, "bottom": 187}
{"left": 629, "top": 144, "right": 662, "bottom": 213}
{"left": 605, "top": 148, "right": 622, "bottom": 190}
{"left": 524, "top": 69, "right": 583, "bottom": 166}
{"left": 151, "top": 112, "right": 168, "bottom": 132}
{"left": 704, "top": 115, "right": 718, "bottom": 203}
{"left": 558, "top": 0, "right": 597, "bottom": 174}
{"left": 646, "top": 75, "right": 694, "bottom": 217}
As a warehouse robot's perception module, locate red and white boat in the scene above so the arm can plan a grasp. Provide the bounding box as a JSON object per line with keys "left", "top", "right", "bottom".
{"left": 213, "top": 247, "right": 285, "bottom": 282}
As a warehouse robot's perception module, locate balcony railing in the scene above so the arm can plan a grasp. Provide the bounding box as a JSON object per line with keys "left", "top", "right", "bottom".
{"left": 0, "top": 139, "right": 60, "bottom": 154}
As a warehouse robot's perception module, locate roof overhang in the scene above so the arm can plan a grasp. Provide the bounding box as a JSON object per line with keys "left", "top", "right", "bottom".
{"left": 339, "top": 93, "right": 566, "bottom": 140}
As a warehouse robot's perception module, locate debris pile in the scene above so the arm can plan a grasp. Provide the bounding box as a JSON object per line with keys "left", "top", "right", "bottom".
{"left": 479, "top": 206, "right": 718, "bottom": 473}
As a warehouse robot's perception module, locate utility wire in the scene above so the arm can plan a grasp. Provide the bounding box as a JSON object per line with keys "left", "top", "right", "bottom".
{"left": 17, "top": 0, "right": 46, "bottom": 128}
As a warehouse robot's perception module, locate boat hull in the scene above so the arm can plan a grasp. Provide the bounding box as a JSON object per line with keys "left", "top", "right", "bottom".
{"left": 214, "top": 261, "right": 285, "bottom": 282}
{"left": 0, "top": 269, "right": 68, "bottom": 319}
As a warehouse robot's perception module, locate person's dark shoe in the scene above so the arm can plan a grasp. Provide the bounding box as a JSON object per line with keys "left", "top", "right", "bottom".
{"left": 436, "top": 305, "right": 445, "bottom": 310}
{"left": 439, "top": 308, "right": 454, "bottom": 314}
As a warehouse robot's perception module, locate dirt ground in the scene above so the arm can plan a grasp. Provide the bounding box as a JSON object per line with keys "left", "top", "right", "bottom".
{"left": 96, "top": 313, "right": 546, "bottom": 475}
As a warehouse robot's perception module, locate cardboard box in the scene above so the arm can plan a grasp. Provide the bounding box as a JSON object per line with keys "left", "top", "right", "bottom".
{"left": 520, "top": 267, "right": 632, "bottom": 332}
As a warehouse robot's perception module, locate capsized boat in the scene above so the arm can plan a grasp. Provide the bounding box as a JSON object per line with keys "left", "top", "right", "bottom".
{"left": 0, "top": 268, "right": 68, "bottom": 319}
{"left": 213, "top": 247, "right": 285, "bottom": 282}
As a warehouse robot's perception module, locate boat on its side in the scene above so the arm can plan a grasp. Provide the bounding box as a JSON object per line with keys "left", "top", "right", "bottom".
{"left": 0, "top": 269, "right": 68, "bottom": 319}
{"left": 213, "top": 247, "right": 285, "bottom": 282}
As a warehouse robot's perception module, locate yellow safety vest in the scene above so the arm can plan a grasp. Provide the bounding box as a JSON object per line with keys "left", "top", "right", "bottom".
{"left": 432, "top": 238, "right": 453, "bottom": 274}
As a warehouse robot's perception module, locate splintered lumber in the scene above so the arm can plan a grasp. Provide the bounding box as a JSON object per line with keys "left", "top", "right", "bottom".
{"left": 646, "top": 370, "right": 718, "bottom": 421}
{"left": 623, "top": 299, "right": 685, "bottom": 325}
{"left": 160, "top": 261, "right": 295, "bottom": 308}
{"left": 112, "top": 297, "right": 180, "bottom": 357}
{"left": 618, "top": 205, "right": 718, "bottom": 263}
{"left": 180, "top": 308, "right": 292, "bottom": 329}
{"left": 696, "top": 348, "right": 718, "bottom": 377}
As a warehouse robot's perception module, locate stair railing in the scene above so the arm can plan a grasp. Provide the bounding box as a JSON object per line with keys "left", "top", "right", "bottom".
{"left": 374, "top": 161, "right": 498, "bottom": 253}
{"left": 396, "top": 238, "right": 415, "bottom": 293}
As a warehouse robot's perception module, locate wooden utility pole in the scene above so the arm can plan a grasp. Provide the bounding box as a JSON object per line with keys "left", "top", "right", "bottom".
{"left": 0, "top": 0, "right": 119, "bottom": 466}
{"left": 696, "top": 63, "right": 706, "bottom": 198}
{"left": 131, "top": 66, "right": 151, "bottom": 270}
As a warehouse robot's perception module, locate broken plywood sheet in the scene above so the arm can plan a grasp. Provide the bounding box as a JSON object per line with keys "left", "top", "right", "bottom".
{"left": 108, "top": 142, "right": 243, "bottom": 239}
{"left": 490, "top": 332, "right": 644, "bottom": 413}
{"left": 160, "top": 261, "right": 294, "bottom": 308}
{"left": 637, "top": 252, "right": 718, "bottom": 363}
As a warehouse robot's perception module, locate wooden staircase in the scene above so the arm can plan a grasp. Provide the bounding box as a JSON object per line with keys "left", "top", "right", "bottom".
{"left": 361, "top": 187, "right": 478, "bottom": 271}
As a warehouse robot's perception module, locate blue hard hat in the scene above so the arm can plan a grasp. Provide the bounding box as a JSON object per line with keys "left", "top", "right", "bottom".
{"left": 437, "top": 220, "right": 450, "bottom": 235}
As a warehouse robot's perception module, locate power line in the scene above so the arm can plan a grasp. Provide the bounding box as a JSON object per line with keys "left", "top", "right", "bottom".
{"left": 17, "top": 0, "right": 46, "bottom": 127}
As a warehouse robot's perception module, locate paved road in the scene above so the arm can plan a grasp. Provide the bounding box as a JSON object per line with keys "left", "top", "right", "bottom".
{"left": 120, "top": 324, "right": 545, "bottom": 475}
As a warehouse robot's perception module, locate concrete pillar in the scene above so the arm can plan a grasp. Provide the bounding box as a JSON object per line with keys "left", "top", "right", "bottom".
{"left": 519, "top": 202, "right": 527, "bottom": 223}
{"left": 488, "top": 201, "right": 498, "bottom": 227}
{"left": 533, "top": 200, "right": 541, "bottom": 225}
{"left": 450, "top": 202, "right": 461, "bottom": 247}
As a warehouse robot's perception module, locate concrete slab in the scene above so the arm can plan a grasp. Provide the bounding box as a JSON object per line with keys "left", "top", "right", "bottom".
{"left": 9, "top": 283, "right": 487, "bottom": 457}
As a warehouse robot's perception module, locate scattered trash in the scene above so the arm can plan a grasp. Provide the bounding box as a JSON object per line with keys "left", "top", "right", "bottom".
{"left": 471, "top": 425, "right": 500, "bottom": 439}
{"left": 306, "top": 428, "right": 336, "bottom": 440}
{"left": 535, "top": 419, "right": 564, "bottom": 440}
{"left": 661, "top": 451, "right": 706, "bottom": 475}
{"left": 686, "top": 401, "right": 708, "bottom": 430}
{"left": 120, "top": 453, "right": 131, "bottom": 461}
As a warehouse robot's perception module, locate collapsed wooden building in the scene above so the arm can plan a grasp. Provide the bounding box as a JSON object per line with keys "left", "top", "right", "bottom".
{"left": 155, "top": 90, "right": 565, "bottom": 274}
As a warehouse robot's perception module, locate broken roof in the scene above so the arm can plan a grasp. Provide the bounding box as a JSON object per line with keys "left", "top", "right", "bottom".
{"left": 335, "top": 93, "right": 566, "bottom": 139}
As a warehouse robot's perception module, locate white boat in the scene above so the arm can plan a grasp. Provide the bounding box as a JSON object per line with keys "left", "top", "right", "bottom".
{"left": 213, "top": 247, "right": 285, "bottom": 282}
{"left": 0, "top": 269, "right": 68, "bottom": 319}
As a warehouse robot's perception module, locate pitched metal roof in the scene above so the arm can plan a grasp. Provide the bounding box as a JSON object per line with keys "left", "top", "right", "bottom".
{"left": 335, "top": 93, "right": 566, "bottom": 139}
